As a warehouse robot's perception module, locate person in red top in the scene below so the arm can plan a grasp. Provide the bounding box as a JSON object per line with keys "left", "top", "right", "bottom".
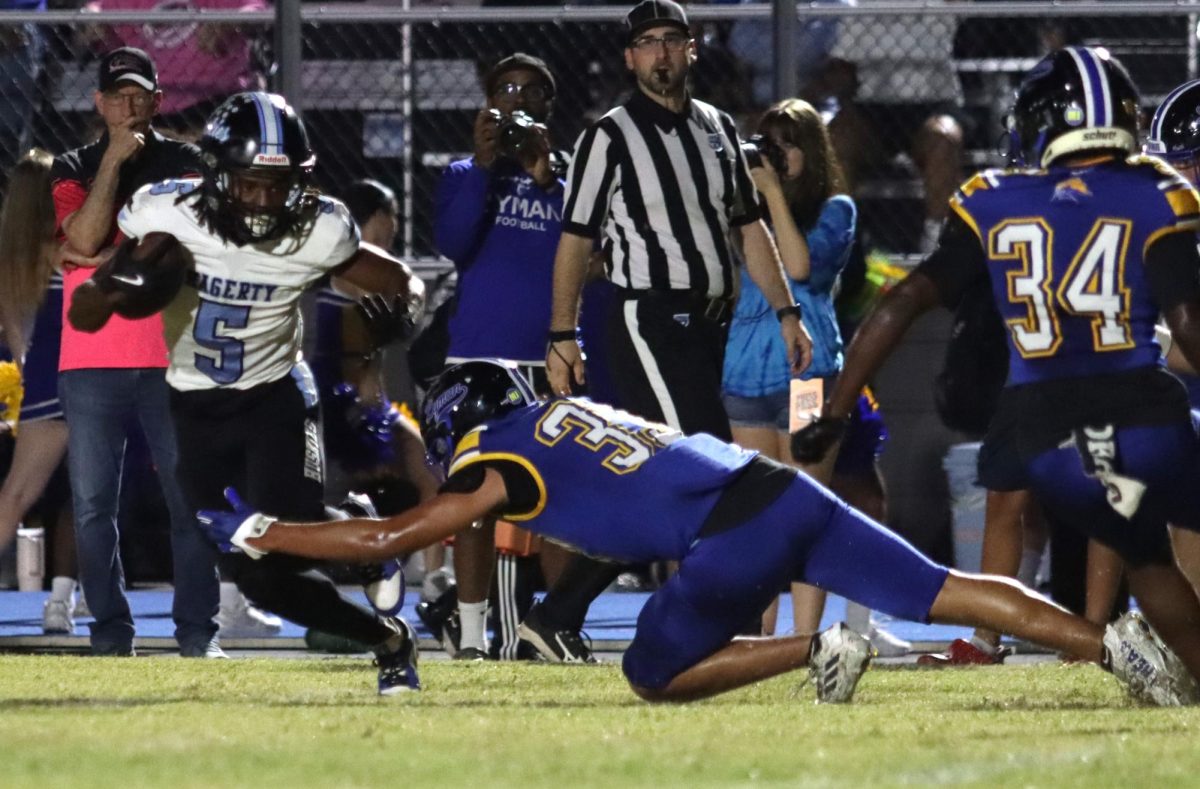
{"left": 51, "top": 46, "right": 221, "bottom": 657}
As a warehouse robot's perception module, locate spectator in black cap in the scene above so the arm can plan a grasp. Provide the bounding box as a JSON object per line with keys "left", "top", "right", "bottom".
{"left": 49, "top": 46, "right": 221, "bottom": 658}
{"left": 525, "top": 0, "right": 813, "bottom": 664}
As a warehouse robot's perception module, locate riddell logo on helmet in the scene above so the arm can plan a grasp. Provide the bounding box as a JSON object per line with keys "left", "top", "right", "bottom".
{"left": 253, "top": 153, "right": 291, "bottom": 165}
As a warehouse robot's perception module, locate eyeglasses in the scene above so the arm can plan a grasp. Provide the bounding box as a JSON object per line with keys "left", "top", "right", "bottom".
{"left": 102, "top": 90, "right": 154, "bottom": 108}
{"left": 493, "top": 82, "right": 551, "bottom": 102}
{"left": 630, "top": 33, "right": 691, "bottom": 53}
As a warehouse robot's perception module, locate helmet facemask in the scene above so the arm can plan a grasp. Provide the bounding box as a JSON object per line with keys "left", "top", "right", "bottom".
{"left": 219, "top": 166, "right": 310, "bottom": 243}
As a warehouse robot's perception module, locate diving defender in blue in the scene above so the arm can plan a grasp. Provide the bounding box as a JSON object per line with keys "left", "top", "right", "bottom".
{"left": 197, "top": 360, "right": 1189, "bottom": 705}
{"left": 801, "top": 46, "right": 1200, "bottom": 695}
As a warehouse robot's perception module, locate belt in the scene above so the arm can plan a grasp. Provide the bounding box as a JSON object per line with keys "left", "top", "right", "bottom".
{"left": 618, "top": 288, "right": 733, "bottom": 324}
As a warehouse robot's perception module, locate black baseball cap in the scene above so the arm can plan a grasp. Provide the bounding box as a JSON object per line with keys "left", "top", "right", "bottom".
{"left": 625, "top": 0, "right": 690, "bottom": 44}
{"left": 485, "top": 53, "right": 556, "bottom": 99}
{"left": 99, "top": 47, "right": 158, "bottom": 92}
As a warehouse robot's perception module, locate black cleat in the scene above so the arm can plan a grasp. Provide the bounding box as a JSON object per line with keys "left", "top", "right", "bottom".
{"left": 517, "top": 603, "right": 597, "bottom": 664}
{"left": 415, "top": 584, "right": 460, "bottom": 657}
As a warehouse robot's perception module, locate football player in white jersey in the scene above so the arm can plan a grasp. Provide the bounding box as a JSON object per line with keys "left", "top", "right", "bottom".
{"left": 70, "top": 92, "right": 423, "bottom": 695}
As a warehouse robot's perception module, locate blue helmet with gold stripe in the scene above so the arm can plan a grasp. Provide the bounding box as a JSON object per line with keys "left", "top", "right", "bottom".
{"left": 1008, "top": 46, "right": 1139, "bottom": 168}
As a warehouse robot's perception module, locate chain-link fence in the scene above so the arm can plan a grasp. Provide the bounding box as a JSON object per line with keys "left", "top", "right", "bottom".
{"left": 2, "top": 2, "right": 1197, "bottom": 262}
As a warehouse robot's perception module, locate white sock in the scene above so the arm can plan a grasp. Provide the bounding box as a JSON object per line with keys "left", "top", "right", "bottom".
{"left": 50, "top": 576, "right": 76, "bottom": 603}
{"left": 219, "top": 582, "right": 243, "bottom": 609}
{"left": 844, "top": 600, "right": 871, "bottom": 635}
{"left": 969, "top": 634, "right": 999, "bottom": 655}
{"left": 458, "top": 600, "right": 488, "bottom": 652}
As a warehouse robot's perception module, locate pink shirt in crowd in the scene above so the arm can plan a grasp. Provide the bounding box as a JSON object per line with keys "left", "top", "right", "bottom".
{"left": 52, "top": 178, "right": 170, "bottom": 371}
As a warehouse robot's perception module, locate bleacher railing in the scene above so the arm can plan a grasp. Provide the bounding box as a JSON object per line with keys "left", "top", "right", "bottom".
{"left": 2, "top": 1, "right": 1198, "bottom": 263}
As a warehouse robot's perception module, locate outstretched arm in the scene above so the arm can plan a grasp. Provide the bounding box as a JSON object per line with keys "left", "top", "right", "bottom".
{"left": 210, "top": 468, "right": 508, "bottom": 564}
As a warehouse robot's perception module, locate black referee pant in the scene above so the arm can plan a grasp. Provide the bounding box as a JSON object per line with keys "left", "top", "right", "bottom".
{"left": 604, "top": 290, "right": 733, "bottom": 440}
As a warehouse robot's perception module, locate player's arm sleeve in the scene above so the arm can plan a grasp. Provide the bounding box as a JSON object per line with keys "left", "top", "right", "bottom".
{"left": 438, "top": 459, "right": 539, "bottom": 515}
{"left": 912, "top": 211, "right": 989, "bottom": 309}
{"left": 562, "top": 123, "right": 616, "bottom": 238}
{"left": 1145, "top": 230, "right": 1200, "bottom": 311}
{"left": 433, "top": 159, "right": 492, "bottom": 266}
{"left": 321, "top": 201, "right": 363, "bottom": 271}
{"left": 725, "top": 114, "right": 763, "bottom": 227}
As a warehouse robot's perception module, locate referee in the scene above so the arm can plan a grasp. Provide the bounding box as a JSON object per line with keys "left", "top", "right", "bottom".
{"left": 518, "top": 0, "right": 813, "bottom": 664}
{"left": 546, "top": 0, "right": 811, "bottom": 427}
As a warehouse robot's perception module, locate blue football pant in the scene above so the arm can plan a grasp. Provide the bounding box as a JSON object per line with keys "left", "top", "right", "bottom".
{"left": 622, "top": 474, "right": 948, "bottom": 689}
{"left": 1026, "top": 420, "right": 1200, "bottom": 566}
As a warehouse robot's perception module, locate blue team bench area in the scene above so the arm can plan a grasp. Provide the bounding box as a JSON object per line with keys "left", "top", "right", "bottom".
{"left": 0, "top": 587, "right": 993, "bottom": 655}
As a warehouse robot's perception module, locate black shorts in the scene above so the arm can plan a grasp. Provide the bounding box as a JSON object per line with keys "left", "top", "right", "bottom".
{"left": 169, "top": 369, "right": 326, "bottom": 520}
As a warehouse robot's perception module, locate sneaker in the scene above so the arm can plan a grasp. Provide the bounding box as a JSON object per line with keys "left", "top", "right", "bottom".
{"left": 42, "top": 598, "right": 75, "bottom": 634}
{"left": 1104, "top": 611, "right": 1196, "bottom": 706}
{"left": 377, "top": 618, "right": 421, "bottom": 695}
{"left": 415, "top": 585, "right": 459, "bottom": 657}
{"left": 360, "top": 559, "right": 405, "bottom": 617}
{"left": 454, "top": 646, "right": 488, "bottom": 662}
{"left": 867, "top": 625, "right": 911, "bottom": 658}
{"left": 808, "top": 622, "right": 872, "bottom": 703}
{"left": 916, "top": 638, "right": 1011, "bottom": 667}
{"left": 516, "top": 602, "right": 597, "bottom": 664}
{"left": 217, "top": 594, "right": 284, "bottom": 638}
{"left": 181, "top": 639, "right": 229, "bottom": 659}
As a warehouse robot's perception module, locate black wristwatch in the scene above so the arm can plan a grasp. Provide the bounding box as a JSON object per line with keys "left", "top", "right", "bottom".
{"left": 547, "top": 329, "right": 578, "bottom": 343}
{"left": 775, "top": 304, "right": 802, "bottom": 322}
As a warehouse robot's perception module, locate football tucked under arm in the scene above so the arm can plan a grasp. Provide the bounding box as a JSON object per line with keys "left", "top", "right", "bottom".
{"left": 68, "top": 232, "right": 192, "bottom": 332}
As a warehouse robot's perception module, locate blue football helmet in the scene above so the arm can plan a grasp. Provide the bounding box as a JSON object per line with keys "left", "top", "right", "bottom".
{"left": 195, "top": 91, "right": 317, "bottom": 245}
{"left": 420, "top": 360, "right": 538, "bottom": 474}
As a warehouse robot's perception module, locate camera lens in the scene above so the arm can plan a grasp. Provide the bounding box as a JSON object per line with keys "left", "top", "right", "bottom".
{"left": 498, "top": 111, "right": 536, "bottom": 158}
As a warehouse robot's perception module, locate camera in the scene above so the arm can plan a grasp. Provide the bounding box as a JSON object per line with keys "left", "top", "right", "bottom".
{"left": 741, "top": 134, "right": 787, "bottom": 175}
{"left": 496, "top": 110, "right": 538, "bottom": 159}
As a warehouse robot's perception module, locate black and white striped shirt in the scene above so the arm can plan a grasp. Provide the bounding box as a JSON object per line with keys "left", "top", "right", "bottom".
{"left": 562, "top": 91, "right": 761, "bottom": 300}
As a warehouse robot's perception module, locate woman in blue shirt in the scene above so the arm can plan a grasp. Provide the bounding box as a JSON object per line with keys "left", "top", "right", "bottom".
{"left": 723, "top": 99, "right": 897, "bottom": 648}
{"left": 724, "top": 98, "right": 855, "bottom": 473}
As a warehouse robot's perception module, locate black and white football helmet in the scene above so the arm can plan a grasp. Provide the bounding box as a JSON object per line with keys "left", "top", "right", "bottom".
{"left": 1145, "top": 79, "right": 1200, "bottom": 184}
{"left": 195, "top": 91, "right": 317, "bottom": 245}
{"left": 1007, "top": 46, "right": 1139, "bottom": 168}
{"left": 420, "top": 360, "right": 538, "bottom": 475}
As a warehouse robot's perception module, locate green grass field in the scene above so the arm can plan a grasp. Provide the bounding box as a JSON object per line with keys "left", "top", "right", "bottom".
{"left": 2, "top": 655, "right": 1198, "bottom": 788}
